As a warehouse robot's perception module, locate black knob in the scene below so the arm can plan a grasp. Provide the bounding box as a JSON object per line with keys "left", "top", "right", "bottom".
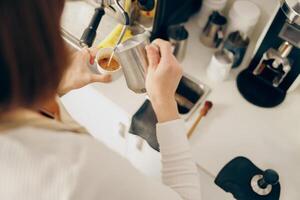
{"left": 138, "top": 0, "right": 155, "bottom": 11}
{"left": 258, "top": 169, "right": 279, "bottom": 189}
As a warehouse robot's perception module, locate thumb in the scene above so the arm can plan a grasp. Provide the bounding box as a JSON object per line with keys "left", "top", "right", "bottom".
{"left": 146, "top": 45, "right": 160, "bottom": 69}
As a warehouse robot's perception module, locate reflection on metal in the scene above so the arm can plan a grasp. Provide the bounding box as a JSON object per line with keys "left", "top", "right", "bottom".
{"left": 251, "top": 175, "right": 272, "bottom": 196}
{"left": 61, "top": 28, "right": 84, "bottom": 51}
{"left": 62, "top": 0, "right": 158, "bottom": 50}
{"left": 280, "top": 0, "right": 300, "bottom": 25}
{"left": 177, "top": 75, "right": 211, "bottom": 121}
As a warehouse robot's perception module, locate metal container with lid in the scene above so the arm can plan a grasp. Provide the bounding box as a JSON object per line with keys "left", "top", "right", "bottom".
{"left": 200, "top": 11, "right": 227, "bottom": 48}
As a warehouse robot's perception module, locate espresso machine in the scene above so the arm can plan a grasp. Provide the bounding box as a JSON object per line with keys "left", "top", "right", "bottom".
{"left": 237, "top": 0, "right": 300, "bottom": 108}
{"left": 68, "top": 0, "right": 202, "bottom": 93}
{"left": 79, "top": 0, "right": 201, "bottom": 47}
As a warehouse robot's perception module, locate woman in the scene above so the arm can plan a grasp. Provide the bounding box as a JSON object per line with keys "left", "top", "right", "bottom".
{"left": 0, "top": 0, "right": 201, "bottom": 200}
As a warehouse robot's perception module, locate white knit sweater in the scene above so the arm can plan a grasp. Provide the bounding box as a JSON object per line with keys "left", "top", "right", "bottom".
{"left": 0, "top": 119, "right": 201, "bottom": 200}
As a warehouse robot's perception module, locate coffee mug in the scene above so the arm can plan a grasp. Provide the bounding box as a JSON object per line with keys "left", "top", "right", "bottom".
{"left": 92, "top": 48, "right": 123, "bottom": 81}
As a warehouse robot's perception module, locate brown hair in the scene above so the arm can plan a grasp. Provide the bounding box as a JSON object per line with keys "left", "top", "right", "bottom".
{"left": 0, "top": 0, "right": 69, "bottom": 113}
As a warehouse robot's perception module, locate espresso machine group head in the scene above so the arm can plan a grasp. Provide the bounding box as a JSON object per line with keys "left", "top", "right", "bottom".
{"left": 79, "top": 0, "right": 130, "bottom": 47}
{"left": 237, "top": 0, "right": 300, "bottom": 108}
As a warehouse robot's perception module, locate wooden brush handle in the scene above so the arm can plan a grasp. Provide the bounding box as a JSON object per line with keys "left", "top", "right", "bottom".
{"left": 187, "top": 114, "right": 203, "bottom": 138}
{"left": 187, "top": 101, "right": 213, "bottom": 139}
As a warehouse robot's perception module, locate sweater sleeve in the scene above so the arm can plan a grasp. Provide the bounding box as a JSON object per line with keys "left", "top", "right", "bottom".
{"left": 156, "top": 119, "right": 201, "bottom": 200}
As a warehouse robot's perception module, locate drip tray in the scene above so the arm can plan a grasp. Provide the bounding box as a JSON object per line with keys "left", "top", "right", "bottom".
{"left": 176, "top": 75, "right": 210, "bottom": 121}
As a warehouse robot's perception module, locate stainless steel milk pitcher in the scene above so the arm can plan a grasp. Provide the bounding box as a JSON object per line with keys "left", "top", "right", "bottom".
{"left": 116, "top": 33, "right": 150, "bottom": 93}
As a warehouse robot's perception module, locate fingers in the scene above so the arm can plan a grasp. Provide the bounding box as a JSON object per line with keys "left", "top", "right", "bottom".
{"left": 152, "top": 39, "right": 173, "bottom": 62}
{"left": 89, "top": 47, "right": 98, "bottom": 57}
{"left": 145, "top": 44, "right": 160, "bottom": 69}
{"left": 82, "top": 47, "right": 98, "bottom": 65}
{"left": 90, "top": 74, "right": 112, "bottom": 83}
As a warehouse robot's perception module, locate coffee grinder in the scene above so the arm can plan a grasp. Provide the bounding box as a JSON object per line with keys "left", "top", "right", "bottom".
{"left": 237, "top": 0, "right": 300, "bottom": 108}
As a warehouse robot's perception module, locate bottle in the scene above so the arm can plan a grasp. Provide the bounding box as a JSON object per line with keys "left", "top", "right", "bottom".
{"left": 227, "top": 0, "right": 261, "bottom": 38}
{"left": 253, "top": 41, "right": 293, "bottom": 87}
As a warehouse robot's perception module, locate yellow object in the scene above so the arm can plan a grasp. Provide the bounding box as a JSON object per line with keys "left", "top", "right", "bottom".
{"left": 97, "top": 0, "right": 133, "bottom": 49}
{"left": 97, "top": 24, "right": 133, "bottom": 49}
{"left": 124, "top": 0, "right": 131, "bottom": 12}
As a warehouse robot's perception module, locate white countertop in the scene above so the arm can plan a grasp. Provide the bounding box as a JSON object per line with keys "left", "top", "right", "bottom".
{"left": 61, "top": 1, "right": 300, "bottom": 199}
{"left": 182, "top": 19, "right": 300, "bottom": 200}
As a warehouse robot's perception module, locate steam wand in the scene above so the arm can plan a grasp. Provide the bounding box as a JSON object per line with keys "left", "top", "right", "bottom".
{"left": 107, "top": 25, "right": 128, "bottom": 66}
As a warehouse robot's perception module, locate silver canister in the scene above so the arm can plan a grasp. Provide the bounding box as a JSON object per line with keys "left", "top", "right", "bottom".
{"left": 116, "top": 33, "right": 150, "bottom": 93}
{"left": 200, "top": 11, "right": 227, "bottom": 48}
{"left": 168, "top": 25, "right": 189, "bottom": 62}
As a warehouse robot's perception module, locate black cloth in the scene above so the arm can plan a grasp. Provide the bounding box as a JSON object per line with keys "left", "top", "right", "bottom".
{"left": 129, "top": 100, "right": 160, "bottom": 151}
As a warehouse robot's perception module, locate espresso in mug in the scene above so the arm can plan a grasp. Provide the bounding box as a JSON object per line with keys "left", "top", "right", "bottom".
{"left": 98, "top": 57, "right": 120, "bottom": 71}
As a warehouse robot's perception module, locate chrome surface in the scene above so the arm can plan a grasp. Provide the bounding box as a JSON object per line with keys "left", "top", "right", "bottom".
{"left": 170, "top": 38, "right": 188, "bottom": 62}
{"left": 62, "top": 0, "right": 156, "bottom": 47}
{"left": 62, "top": 28, "right": 84, "bottom": 51}
{"left": 200, "top": 12, "right": 227, "bottom": 48}
{"left": 115, "top": 33, "right": 150, "bottom": 93}
{"left": 71, "top": 0, "right": 129, "bottom": 24}
{"left": 178, "top": 75, "right": 211, "bottom": 121}
{"left": 62, "top": 1, "right": 119, "bottom": 48}
{"left": 251, "top": 175, "right": 272, "bottom": 196}
{"left": 280, "top": 0, "right": 300, "bottom": 25}
{"left": 279, "top": 21, "right": 300, "bottom": 48}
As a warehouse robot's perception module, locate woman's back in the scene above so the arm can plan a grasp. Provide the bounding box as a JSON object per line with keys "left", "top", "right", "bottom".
{"left": 0, "top": 1, "right": 201, "bottom": 199}
{"left": 0, "top": 126, "right": 196, "bottom": 200}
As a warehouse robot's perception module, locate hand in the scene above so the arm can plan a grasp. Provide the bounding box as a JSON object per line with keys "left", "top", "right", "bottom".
{"left": 145, "top": 39, "right": 183, "bottom": 123}
{"left": 58, "top": 48, "right": 112, "bottom": 96}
